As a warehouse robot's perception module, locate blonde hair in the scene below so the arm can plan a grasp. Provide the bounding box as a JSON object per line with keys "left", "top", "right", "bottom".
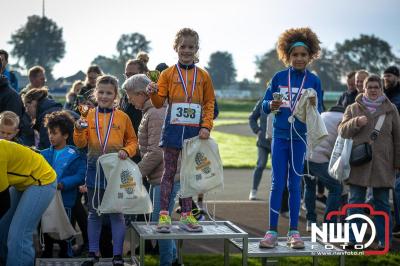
{"left": 0, "top": 111, "right": 20, "bottom": 128}
{"left": 136, "top": 52, "right": 149, "bottom": 65}
{"left": 173, "top": 28, "right": 200, "bottom": 63}
{"left": 95, "top": 75, "right": 119, "bottom": 95}
{"left": 125, "top": 59, "right": 148, "bottom": 73}
{"left": 28, "top": 65, "right": 45, "bottom": 79}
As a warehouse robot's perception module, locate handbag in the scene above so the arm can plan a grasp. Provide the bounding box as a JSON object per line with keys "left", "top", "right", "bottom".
{"left": 349, "top": 114, "right": 385, "bottom": 166}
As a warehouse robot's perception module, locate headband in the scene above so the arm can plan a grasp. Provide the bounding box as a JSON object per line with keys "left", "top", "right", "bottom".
{"left": 289, "top": 42, "right": 309, "bottom": 53}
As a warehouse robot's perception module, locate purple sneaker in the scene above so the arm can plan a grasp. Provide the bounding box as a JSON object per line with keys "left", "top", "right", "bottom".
{"left": 259, "top": 231, "right": 278, "bottom": 248}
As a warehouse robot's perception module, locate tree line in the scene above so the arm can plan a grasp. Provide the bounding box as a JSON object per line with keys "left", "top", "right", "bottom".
{"left": 7, "top": 15, "right": 400, "bottom": 91}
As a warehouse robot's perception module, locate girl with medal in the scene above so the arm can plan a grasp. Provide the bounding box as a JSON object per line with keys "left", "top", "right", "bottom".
{"left": 146, "top": 28, "right": 215, "bottom": 233}
{"left": 260, "top": 28, "right": 323, "bottom": 249}
{"left": 74, "top": 75, "right": 138, "bottom": 266}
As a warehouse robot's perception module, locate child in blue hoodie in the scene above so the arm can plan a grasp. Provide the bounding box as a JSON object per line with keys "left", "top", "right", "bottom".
{"left": 41, "top": 111, "right": 86, "bottom": 257}
{"left": 260, "top": 28, "right": 323, "bottom": 249}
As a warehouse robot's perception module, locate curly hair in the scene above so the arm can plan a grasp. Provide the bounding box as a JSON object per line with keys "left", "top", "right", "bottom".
{"left": 276, "top": 27, "right": 321, "bottom": 66}
{"left": 173, "top": 28, "right": 200, "bottom": 63}
{"left": 44, "top": 110, "right": 75, "bottom": 137}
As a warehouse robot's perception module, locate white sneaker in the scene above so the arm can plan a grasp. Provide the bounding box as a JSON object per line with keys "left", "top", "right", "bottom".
{"left": 306, "top": 221, "right": 313, "bottom": 232}
{"left": 249, "top": 189, "right": 257, "bottom": 200}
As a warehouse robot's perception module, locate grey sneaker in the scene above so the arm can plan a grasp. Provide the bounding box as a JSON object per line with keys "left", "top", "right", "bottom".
{"left": 259, "top": 231, "right": 278, "bottom": 248}
{"left": 249, "top": 189, "right": 257, "bottom": 200}
{"left": 287, "top": 230, "right": 305, "bottom": 249}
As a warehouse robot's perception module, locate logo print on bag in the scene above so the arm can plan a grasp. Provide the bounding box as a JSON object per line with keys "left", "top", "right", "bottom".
{"left": 119, "top": 169, "right": 136, "bottom": 194}
{"left": 195, "top": 152, "right": 211, "bottom": 174}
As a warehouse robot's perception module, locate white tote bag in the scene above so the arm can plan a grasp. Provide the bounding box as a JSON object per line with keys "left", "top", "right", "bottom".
{"left": 41, "top": 191, "right": 76, "bottom": 240}
{"left": 94, "top": 153, "right": 153, "bottom": 214}
{"left": 328, "top": 135, "right": 353, "bottom": 182}
{"left": 180, "top": 136, "right": 224, "bottom": 197}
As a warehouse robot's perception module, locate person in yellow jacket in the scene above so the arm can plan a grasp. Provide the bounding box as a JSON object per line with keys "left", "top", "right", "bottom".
{"left": 0, "top": 139, "right": 56, "bottom": 266}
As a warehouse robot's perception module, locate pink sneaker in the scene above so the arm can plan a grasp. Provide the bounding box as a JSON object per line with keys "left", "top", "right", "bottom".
{"left": 259, "top": 231, "right": 278, "bottom": 248}
{"left": 287, "top": 230, "right": 305, "bottom": 249}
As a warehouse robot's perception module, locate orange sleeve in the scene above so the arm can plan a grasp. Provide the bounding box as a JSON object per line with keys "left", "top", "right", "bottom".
{"left": 150, "top": 69, "right": 169, "bottom": 108}
{"left": 201, "top": 72, "right": 215, "bottom": 130}
{"left": 121, "top": 114, "right": 138, "bottom": 157}
{"left": 73, "top": 125, "right": 89, "bottom": 148}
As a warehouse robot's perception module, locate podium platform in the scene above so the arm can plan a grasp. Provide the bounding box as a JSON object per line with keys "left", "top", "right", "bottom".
{"left": 229, "top": 237, "right": 345, "bottom": 266}
{"left": 130, "top": 221, "right": 248, "bottom": 266}
{"left": 35, "top": 257, "right": 139, "bottom": 266}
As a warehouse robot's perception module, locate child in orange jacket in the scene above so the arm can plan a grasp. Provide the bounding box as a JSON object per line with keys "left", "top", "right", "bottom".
{"left": 147, "top": 28, "right": 215, "bottom": 233}
{"left": 74, "top": 75, "right": 137, "bottom": 265}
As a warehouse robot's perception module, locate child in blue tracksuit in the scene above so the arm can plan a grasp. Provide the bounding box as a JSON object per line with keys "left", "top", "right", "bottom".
{"left": 260, "top": 27, "right": 323, "bottom": 249}
{"left": 41, "top": 111, "right": 86, "bottom": 257}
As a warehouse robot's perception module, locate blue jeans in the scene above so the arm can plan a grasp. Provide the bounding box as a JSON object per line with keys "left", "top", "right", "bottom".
{"left": 0, "top": 182, "right": 56, "bottom": 266}
{"left": 304, "top": 161, "right": 342, "bottom": 222}
{"left": 150, "top": 182, "right": 180, "bottom": 266}
{"left": 252, "top": 146, "right": 270, "bottom": 191}
{"left": 393, "top": 175, "right": 400, "bottom": 226}
{"left": 348, "top": 185, "right": 392, "bottom": 245}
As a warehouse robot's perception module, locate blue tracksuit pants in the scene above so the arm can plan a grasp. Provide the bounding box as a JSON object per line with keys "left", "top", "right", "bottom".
{"left": 269, "top": 137, "right": 306, "bottom": 230}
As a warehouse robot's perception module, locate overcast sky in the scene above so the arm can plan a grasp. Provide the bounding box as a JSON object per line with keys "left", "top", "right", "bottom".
{"left": 1, "top": 0, "right": 399, "bottom": 81}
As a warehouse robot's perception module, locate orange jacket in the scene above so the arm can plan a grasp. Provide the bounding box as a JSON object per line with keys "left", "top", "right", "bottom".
{"left": 150, "top": 64, "right": 215, "bottom": 130}
{"left": 73, "top": 108, "right": 137, "bottom": 160}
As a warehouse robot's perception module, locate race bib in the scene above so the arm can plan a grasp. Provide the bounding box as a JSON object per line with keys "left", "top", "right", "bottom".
{"left": 278, "top": 86, "right": 304, "bottom": 108}
{"left": 171, "top": 103, "right": 201, "bottom": 126}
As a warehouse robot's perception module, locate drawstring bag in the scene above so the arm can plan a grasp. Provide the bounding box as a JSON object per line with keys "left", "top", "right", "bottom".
{"left": 328, "top": 135, "right": 353, "bottom": 182}
{"left": 94, "top": 153, "right": 153, "bottom": 214}
{"left": 180, "top": 136, "right": 224, "bottom": 198}
{"left": 41, "top": 191, "right": 76, "bottom": 240}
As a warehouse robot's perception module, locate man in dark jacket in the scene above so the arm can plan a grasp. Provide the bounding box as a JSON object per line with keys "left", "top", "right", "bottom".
{"left": 248, "top": 99, "right": 271, "bottom": 200}
{"left": 336, "top": 71, "right": 357, "bottom": 108}
{"left": 383, "top": 66, "right": 400, "bottom": 236}
{"left": 0, "top": 50, "right": 18, "bottom": 92}
{"left": 0, "top": 61, "right": 24, "bottom": 117}
{"left": 384, "top": 66, "right": 400, "bottom": 112}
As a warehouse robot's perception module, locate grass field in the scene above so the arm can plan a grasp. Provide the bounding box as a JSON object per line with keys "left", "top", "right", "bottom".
{"left": 211, "top": 131, "right": 257, "bottom": 169}
{"left": 141, "top": 253, "right": 400, "bottom": 266}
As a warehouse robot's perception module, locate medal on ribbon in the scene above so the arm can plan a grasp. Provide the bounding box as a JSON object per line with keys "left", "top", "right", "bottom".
{"left": 175, "top": 64, "right": 197, "bottom": 103}
{"left": 287, "top": 68, "right": 307, "bottom": 123}
{"left": 95, "top": 107, "right": 115, "bottom": 154}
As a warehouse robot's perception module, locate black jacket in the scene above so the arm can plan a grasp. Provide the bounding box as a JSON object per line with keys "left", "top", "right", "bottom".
{"left": 336, "top": 90, "right": 358, "bottom": 109}
{"left": 249, "top": 99, "right": 271, "bottom": 149}
{"left": 0, "top": 78, "right": 24, "bottom": 117}
{"left": 33, "top": 97, "right": 63, "bottom": 149}
{"left": 385, "top": 82, "right": 400, "bottom": 113}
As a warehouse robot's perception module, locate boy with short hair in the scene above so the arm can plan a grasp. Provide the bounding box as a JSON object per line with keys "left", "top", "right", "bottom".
{"left": 40, "top": 111, "right": 86, "bottom": 258}
{"left": 0, "top": 111, "right": 20, "bottom": 142}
